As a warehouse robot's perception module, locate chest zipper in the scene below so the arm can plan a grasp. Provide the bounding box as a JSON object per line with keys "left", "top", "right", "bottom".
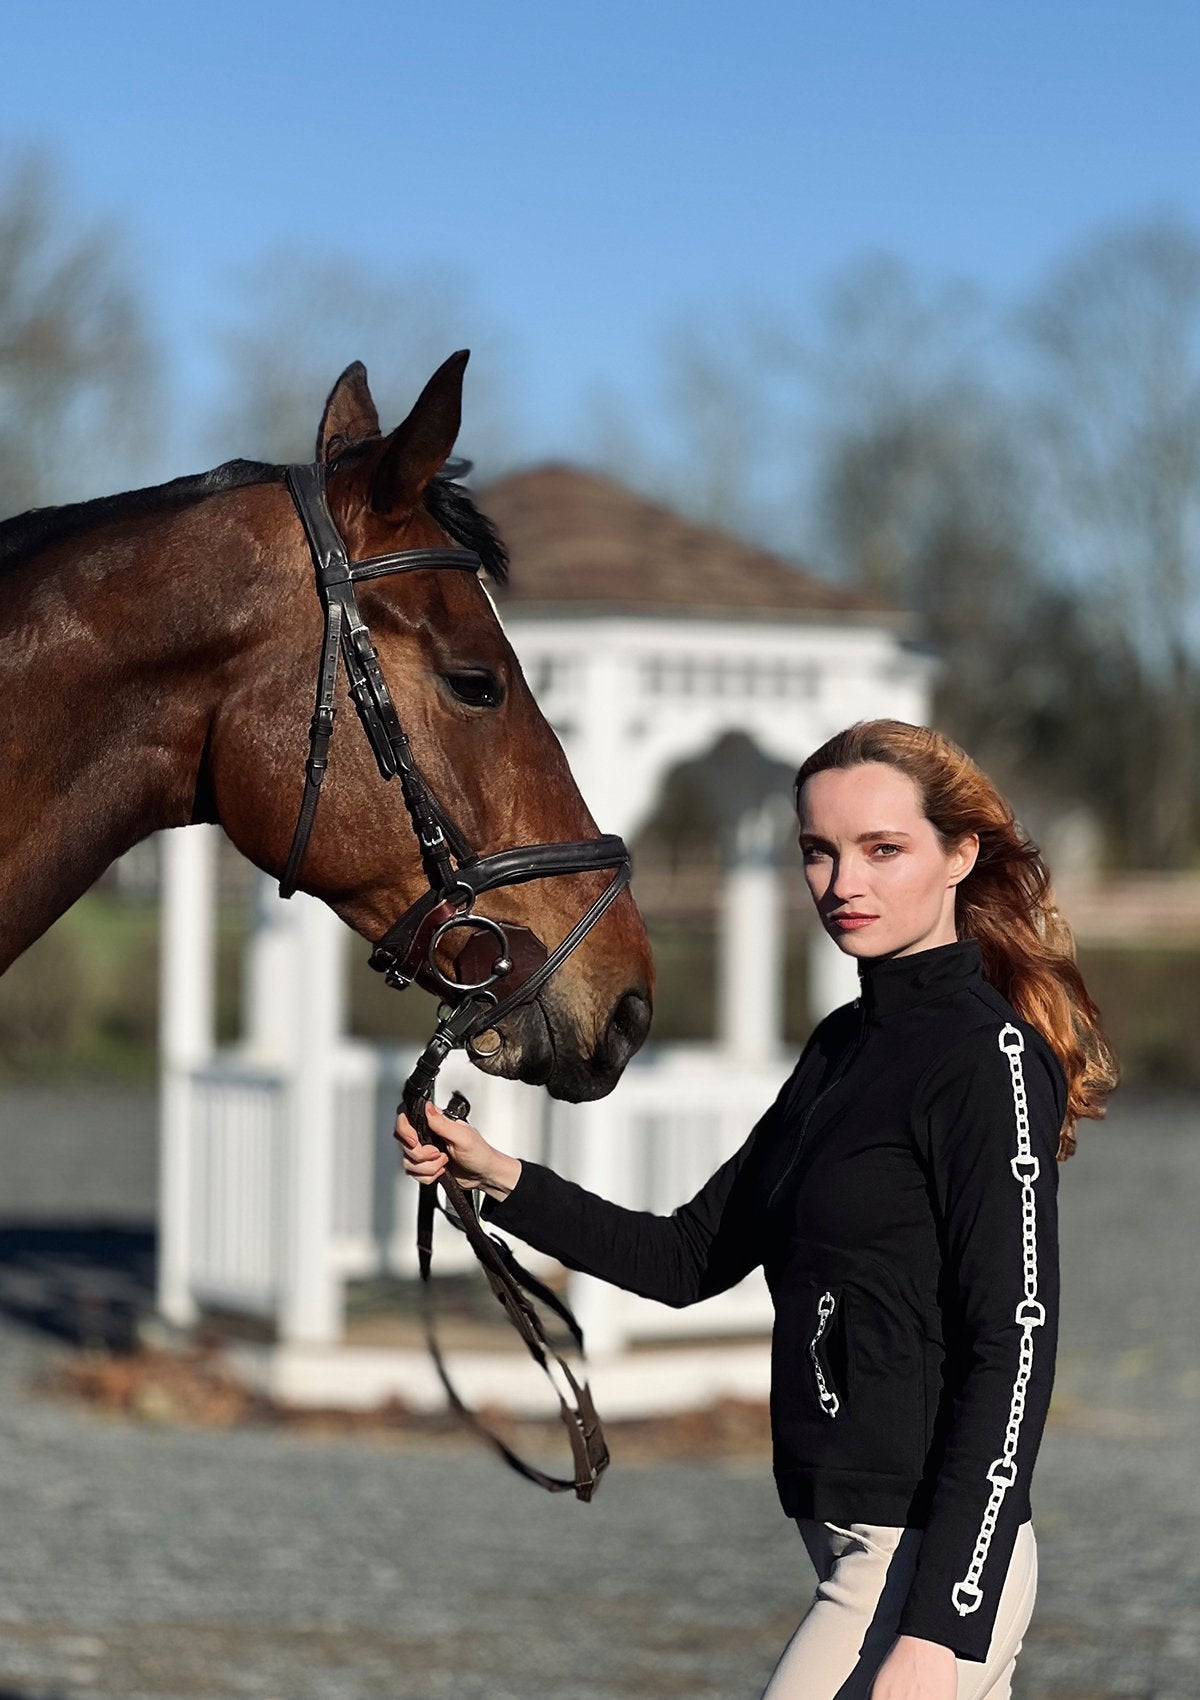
{"left": 767, "top": 999, "right": 867, "bottom": 1210}
{"left": 808, "top": 1290, "right": 841, "bottom": 1418}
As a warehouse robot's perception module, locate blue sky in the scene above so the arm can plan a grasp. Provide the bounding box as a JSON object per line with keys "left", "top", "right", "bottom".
{"left": 5, "top": 0, "right": 1200, "bottom": 481}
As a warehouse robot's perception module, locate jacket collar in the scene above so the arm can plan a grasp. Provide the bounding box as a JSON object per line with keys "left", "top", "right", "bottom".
{"left": 857, "top": 938, "right": 984, "bottom": 1021}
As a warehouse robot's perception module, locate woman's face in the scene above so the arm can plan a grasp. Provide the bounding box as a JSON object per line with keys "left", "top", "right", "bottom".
{"left": 797, "top": 762, "right": 978, "bottom": 961}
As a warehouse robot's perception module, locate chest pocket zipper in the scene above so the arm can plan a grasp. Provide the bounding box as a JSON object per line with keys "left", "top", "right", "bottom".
{"left": 809, "top": 1290, "right": 842, "bottom": 1418}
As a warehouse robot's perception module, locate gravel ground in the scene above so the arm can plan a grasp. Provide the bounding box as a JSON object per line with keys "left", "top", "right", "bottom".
{"left": 0, "top": 1087, "right": 157, "bottom": 1225}
{"left": 0, "top": 1091, "right": 1194, "bottom": 1700}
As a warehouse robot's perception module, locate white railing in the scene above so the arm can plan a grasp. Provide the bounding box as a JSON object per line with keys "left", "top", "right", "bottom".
{"left": 170, "top": 1042, "right": 782, "bottom": 1356}
{"left": 542, "top": 1047, "right": 778, "bottom": 1354}
{"left": 173, "top": 1045, "right": 556, "bottom": 1324}
{"left": 187, "top": 1067, "right": 281, "bottom": 1315}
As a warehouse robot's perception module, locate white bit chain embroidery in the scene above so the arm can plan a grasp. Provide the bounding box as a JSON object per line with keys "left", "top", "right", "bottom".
{"left": 951, "top": 1023, "right": 1046, "bottom": 1619}
{"left": 809, "top": 1290, "right": 841, "bottom": 1418}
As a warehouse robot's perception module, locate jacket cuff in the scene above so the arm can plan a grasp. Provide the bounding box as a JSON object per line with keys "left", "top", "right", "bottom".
{"left": 479, "top": 1160, "right": 559, "bottom": 1238}
{"left": 896, "top": 1530, "right": 1017, "bottom": 1663}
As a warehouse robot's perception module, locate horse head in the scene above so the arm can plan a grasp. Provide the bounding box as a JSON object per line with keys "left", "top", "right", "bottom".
{"left": 205, "top": 354, "right": 653, "bottom": 1102}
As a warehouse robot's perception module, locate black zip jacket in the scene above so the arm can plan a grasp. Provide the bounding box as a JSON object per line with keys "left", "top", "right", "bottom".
{"left": 484, "top": 940, "right": 1066, "bottom": 1661}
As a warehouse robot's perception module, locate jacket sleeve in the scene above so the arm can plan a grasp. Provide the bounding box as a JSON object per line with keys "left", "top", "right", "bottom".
{"left": 897, "top": 1020, "right": 1064, "bottom": 1662}
{"left": 480, "top": 1069, "right": 798, "bottom": 1308}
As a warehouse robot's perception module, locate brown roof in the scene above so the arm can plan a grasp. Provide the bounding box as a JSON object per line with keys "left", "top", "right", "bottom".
{"left": 479, "top": 465, "right": 887, "bottom": 620}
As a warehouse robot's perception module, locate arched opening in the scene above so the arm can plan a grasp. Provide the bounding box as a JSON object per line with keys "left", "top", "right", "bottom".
{"left": 631, "top": 730, "right": 826, "bottom": 1048}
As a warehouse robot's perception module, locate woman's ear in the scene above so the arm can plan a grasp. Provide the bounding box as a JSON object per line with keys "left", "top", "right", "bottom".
{"left": 947, "top": 832, "right": 980, "bottom": 887}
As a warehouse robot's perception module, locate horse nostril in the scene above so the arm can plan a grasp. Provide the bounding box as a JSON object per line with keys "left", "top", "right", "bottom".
{"left": 599, "top": 989, "right": 652, "bottom": 1071}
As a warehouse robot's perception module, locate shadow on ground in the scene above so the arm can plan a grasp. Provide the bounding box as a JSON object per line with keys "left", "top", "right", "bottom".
{"left": 0, "top": 1224, "right": 155, "bottom": 1352}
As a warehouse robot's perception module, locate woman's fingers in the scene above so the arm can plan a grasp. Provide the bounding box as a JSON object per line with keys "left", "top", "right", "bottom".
{"left": 395, "top": 1103, "right": 519, "bottom": 1201}
{"left": 394, "top": 1111, "right": 421, "bottom": 1150}
{"left": 395, "top": 1114, "right": 452, "bottom": 1158}
{"left": 404, "top": 1163, "right": 446, "bottom": 1185}
{"left": 425, "top": 1101, "right": 483, "bottom": 1145}
{"left": 394, "top": 1115, "right": 443, "bottom": 1177}
{"left": 403, "top": 1141, "right": 444, "bottom": 1167}
{"left": 395, "top": 1108, "right": 480, "bottom": 1188}
{"left": 399, "top": 1143, "right": 447, "bottom": 1185}
{"left": 395, "top": 1105, "right": 479, "bottom": 1151}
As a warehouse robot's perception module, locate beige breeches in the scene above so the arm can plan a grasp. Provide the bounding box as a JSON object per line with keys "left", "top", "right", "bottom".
{"left": 762, "top": 1520, "right": 1038, "bottom": 1700}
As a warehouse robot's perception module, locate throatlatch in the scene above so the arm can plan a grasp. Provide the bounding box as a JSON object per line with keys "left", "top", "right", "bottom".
{"left": 279, "top": 460, "right": 628, "bottom": 1499}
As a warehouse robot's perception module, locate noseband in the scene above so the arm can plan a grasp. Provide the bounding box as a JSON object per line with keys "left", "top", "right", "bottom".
{"left": 278, "top": 461, "right": 629, "bottom": 1497}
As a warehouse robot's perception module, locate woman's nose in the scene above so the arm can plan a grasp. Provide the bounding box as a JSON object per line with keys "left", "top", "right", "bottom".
{"left": 828, "top": 858, "right": 865, "bottom": 902}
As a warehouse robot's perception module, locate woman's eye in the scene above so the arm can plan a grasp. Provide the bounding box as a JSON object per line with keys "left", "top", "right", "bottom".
{"left": 442, "top": 669, "right": 504, "bottom": 709}
{"left": 872, "top": 843, "right": 902, "bottom": 858}
{"left": 801, "top": 846, "right": 830, "bottom": 863}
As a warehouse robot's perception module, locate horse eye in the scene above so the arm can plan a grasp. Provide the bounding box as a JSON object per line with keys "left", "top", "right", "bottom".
{"left": 442, "top": 669, "right": 504, "bottom": 709}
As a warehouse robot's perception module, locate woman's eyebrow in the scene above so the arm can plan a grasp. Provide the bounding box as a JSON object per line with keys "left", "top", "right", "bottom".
{"left": 797, "top": 828, "right": 914, "bottom": 845}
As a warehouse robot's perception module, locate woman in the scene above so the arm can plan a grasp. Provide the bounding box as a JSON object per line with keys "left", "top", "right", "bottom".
{"left": 398, "top": 720, "right": 1117, "bottom": 1700}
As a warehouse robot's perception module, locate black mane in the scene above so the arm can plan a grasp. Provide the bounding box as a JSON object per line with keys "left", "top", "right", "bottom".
{"left": 0, "top": 458, "right": 510, "bottom": 584}
{"left": 0, "top": 461, "right": 284, "bottom": 572}
{"left": 425, "top": 473, "right": 509, "bottom": 585}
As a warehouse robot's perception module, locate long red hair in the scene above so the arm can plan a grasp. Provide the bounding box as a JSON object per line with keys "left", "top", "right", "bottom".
{"left": 795, "top": 720, "right": 1118, "bottom": 1158}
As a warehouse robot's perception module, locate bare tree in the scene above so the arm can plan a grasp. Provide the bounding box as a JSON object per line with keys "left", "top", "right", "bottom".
{"left": 582, "top": 298, "right": 816, "bottom": 553}
{"left": 210, "top": 248, "right": 519, "bottom": 474}
{"left": 583, "top": 242, "right": 1199, "bottom": 868}
{"left": 807, "top": 262, "right": 1081, "bottom": 799}
{"left": 584, "top": 259, "right": 1003, "bottom": 559}
{"left": 638, "top": 250, "right": 1199, "bottom": 868}
{"left": 817, "top": 382, "right": 1086, "bottom": 797}
{"left": 0, "top": 151, "right": 157, "bottom": 519}
{"left": 1025, "top": 218, "right": 1200, "bottom": 867}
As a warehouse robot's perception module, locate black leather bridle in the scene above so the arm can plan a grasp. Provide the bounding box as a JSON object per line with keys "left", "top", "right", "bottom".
{"left": 278, "top": 461, "right": 629, "bottom": 1497}
{"left": 279, "top": 462, "right": 631, "bottom": 1071}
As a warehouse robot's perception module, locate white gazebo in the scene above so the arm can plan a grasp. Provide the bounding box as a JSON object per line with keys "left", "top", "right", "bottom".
{"left": 157, "top": 466, "right": 930, "bottom": 1414}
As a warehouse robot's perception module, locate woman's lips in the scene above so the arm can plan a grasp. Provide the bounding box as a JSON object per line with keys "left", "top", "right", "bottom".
{"left": 830, "top": 914, "right": 877, "bottom": 930}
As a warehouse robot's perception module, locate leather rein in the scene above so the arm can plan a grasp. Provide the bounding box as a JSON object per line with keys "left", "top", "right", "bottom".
{"left": 277, "top": 461, "right": 626, "bottom": 1498}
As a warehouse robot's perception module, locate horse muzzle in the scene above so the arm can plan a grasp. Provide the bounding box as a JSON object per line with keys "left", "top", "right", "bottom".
{"left": 464, "top": 979, "right": 652, "bottom": 1102}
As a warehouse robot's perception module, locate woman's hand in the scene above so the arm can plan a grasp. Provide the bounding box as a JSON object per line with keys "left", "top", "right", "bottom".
{"left": 869, "top": 1635, "right": 957, "bottom": 1700}
{"left": 394, "top": 1101, "right": 523, "bottom": 1202}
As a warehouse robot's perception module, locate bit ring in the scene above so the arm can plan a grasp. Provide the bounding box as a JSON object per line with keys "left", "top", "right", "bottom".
{"left": 429, "top": 912, "right": 512, "bottom": 994}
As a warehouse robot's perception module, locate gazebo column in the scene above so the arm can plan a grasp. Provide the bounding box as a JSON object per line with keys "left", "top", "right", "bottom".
{"left": 278, "top": 892, "right": 346, "bottom": 1346}
{"left": 718, "top": 806, "right": 785, "bottom": 1064}
{"left": 563, "top": 1091, "right": 630, "bottom": 1359}
{"left": 157, "top": 824, "right": 219, "bottom": 1328}
{"left": 242, "top": 872, "right": 303, "bottom": 1063}
{"left": 242, "top": 874, "right": 348, "bottom": 1344}
{"left": 574, "top": 642, "right": 628, "bottom": 834}
{"left": 807, "top": 930, "right": 861, "bottom": 1021}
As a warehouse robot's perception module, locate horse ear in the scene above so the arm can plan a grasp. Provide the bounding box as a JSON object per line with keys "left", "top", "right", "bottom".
{"left": 369, "top": 350, "right": 469, "bottom": 516}
{"left": 316, "top": 361, "right": 381, "bottom": 463}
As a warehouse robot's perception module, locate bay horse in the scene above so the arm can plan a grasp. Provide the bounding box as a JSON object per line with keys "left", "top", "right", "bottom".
{"left": 0, "top": 353, "right": 652, "bottom": 1102}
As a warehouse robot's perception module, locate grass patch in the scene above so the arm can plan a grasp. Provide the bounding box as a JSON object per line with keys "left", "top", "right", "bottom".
{"left": 4, "top": 896, "right": 1197, "bottom": 1090}
{"left": 0, "top": 894, "right": 247, "bottom": 1081}
{"left": 1077, "top": 946, "right": 1200, "bottom": 1090}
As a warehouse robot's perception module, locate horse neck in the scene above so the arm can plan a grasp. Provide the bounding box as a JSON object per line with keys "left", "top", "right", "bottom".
{"left": 0, "top": 492, "right": 264, "bottom": 969}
